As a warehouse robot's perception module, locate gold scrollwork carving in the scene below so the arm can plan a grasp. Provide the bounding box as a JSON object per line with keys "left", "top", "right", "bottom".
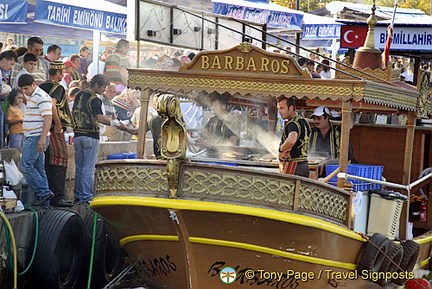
{"left": 128, "top": 75, "right": 363, "bottom": 99}
{"left": 298, "top": 186, "right": 348, "bottom": 222}
{"left": 182, "top": 170, "right": 295, "bottom": 206}
{"left": 95, "top": 165, "right": 168, "bottom": 195}
{"left": 238, "top": 42, "right": 253, "bottom": 53}
{"left": 158, "top": 94, "right": 187, "bottom": 198}
{"left": 167, "top": 159, "right": 180, "bottom": 198}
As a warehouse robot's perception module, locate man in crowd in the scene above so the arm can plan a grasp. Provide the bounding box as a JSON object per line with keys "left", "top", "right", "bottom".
{"left": 11, "top": 37, "right": 46, "bottom": 86}
{"left": 72, "top": 74, "right": 125, "bottom": 203}
{"left": 105, "top": 39, "right": 130, "bottom": 86}
{"left": 1, "top": 50, "right": 17, "bottom": 94}
{"left": 70, "top": 54, "right": 81, "bottom": 81}
{"left": 77, "top": 46, "right": 90, "bottom": 80}
{"left": 277, "top": 96, "right": 311, "bottom": 177}
{"left": 1, "top": 50, "right": 18, "bottom": 148}
{"left": 39, "top": 61, "right": 75, "bottom": 207}
{"left": 309, "top": 106, "right": 355, "bottom": 162}
{"left": 99, "top": 82, "right": 117, "bottom": 140}
{"left": 18, "top": 74, "right": 53, "bottom": 206}
{"left": 40, "top": 44, "right": 62, "bottom": 79}
{"left": 195, "top": 92, "right": 242, "bottom": 157}
{"left": 12, "top": 53, "right": 38, "bottom": 89}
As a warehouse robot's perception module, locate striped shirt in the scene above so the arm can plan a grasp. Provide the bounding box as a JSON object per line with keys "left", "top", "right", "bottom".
{"left": 23, "top": 86, "right": 52, "bottom": 137}
{"left": 11, "top": 54, "right": 46, "bottom": 86}
{"left": 104, "top": 49, "right": 129, "bottom": 85}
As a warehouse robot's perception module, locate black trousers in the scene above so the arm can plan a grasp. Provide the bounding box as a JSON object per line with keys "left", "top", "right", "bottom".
{"left": 45, "top": 164, "right": 67, "bottom": 205}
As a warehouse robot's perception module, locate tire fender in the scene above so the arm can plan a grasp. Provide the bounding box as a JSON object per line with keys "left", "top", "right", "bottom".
{"left": 392, "top": 240, "right": 420, "bottom": 285}
{"left": 32, "top": 209, "right": 85, "bottom": 288}
{"left": 375, "top": 242, "right": 403, "bottom": 287}
{"left": 357, "top": 233, "right": 390, "bottom": 273}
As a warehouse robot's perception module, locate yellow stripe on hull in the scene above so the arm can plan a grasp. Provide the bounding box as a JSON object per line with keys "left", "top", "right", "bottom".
{"left": 91, "top": 196, "right": 366, "bottom": 242}
{"left": 189, "top": 237, "right": 357, "bottom": 270}
{"left": 414, "top": 235, "right": 432, "bottom": 245}
{"left": 119, "top": 234, "right": 179, "bottom": 247}
{"left": 118, "top": 233, "right": 357, "bottom": 270}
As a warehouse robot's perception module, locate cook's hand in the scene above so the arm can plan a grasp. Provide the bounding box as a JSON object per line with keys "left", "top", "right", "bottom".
{"left": 278, "top": 150, "right": 290, "bottom": 161}
{"left": 195, "top": 138, "right": 210, "bottom": 148}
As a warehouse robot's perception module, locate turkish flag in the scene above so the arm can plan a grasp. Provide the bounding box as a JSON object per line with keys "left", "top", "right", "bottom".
{"left": 340, "top": 26, "right": 368, "bottom": 48}
{"left": 382, "top": 25, "right": 393, "bottom": 68}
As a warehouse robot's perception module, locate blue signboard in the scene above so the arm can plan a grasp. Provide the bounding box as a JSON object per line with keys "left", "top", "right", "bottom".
{"left": 0, "top": 0, "right": 28, "bottom": 23}
{"left": 35, "top": 0, "right": 126, "bottom": 34}
{"left": 302, "top": 24, "right": 341, "bottom": 39}
{"left": 213, "top": 2, "right": 303, "bottom": 30}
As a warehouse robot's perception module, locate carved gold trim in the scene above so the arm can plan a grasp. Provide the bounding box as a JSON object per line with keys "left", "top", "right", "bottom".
{"left": 299, "top": 186, "right": 348, "bottom": 222}
{"left": 181, "top": 169, "right": 295, "bottom": 207}
{"left": 363, "top": 82, "right": 419, "bottom": 111}
{"left": 238, "top": 42, "right": 253, "bottom": 53}
{"left": 95, "top": 164, "right": 168, "bottom": 195}
{"left": 180, "top": 166, "right": 349, "bottom": 225}
{"left": 336, "top": 65, "right": 400, "bottom": 83}
{"left": 129, "top": 74, "right": 364, "bottom": 99}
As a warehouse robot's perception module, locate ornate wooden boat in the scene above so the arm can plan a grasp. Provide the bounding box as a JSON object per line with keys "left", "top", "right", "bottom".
{"left": 91, "top": 43, "right": 432, "bottom": 289}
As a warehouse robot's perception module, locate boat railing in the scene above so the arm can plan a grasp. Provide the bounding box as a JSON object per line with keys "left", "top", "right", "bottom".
{"left": 338, "top": 171, "right": 432, "bottom": 193}
{"left": 94, "top": 160, "right": 353, "bottom": 228}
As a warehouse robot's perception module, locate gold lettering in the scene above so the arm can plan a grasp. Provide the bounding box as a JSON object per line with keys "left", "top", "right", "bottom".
{"left": 271, "top": 60, "right": 280, "bottom": 73}
{"left": 260, "top": 57, "right": 270, "bottom": 72}
{"left": 246, "top": 57, "right": 257, "bottom": 71}
{"left": 201, "top": 56, "right": 210, "bottom": 69}
{"left": 280, "top": 60, "right": 290, "bottom": 74}
{"left": 236, "top": 56, "right": 244, "bottom": 70}
{"left": 211, "top": 56, "right": 222, "bottom": 69}
{"left": 224, "top": 56, "right": 234, "bottom": 70}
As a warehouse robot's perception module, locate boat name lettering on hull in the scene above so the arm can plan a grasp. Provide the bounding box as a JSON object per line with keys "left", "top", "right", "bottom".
{"left": 208, "top": 261, "right": 300, "bottom": 288}
{"left": 136, "top": 254, "right": 177, "bottom": 278}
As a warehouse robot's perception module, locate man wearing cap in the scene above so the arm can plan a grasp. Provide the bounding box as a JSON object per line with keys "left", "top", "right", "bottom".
{"left": 39, "top": 60, "right": 75, "bottom": 207}
{"left": 277, "top": 96, "right": 311, "bottom": 177}
{"left": 309, "top": 106, "right": 354, "bottom": 162}
{"left": 63, "top": 60, "right": 76, "bottom": 87}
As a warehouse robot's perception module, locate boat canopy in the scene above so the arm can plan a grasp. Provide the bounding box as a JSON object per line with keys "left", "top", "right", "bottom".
{"left": 129, "top": 43, "right": 422, "bottom": 113}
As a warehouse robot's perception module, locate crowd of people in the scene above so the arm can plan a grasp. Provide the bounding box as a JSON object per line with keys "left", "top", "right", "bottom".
{"left": 0, "top": 36, "right": 156, "bottom": 207}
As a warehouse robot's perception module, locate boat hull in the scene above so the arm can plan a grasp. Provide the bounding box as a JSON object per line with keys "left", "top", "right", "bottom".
{"left": 91, "top": 160, "right": 431, "bottom": 288}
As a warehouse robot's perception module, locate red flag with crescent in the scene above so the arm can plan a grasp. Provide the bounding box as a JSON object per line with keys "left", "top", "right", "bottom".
{"left": 382, "top": 25, "right": 393, "bottom": 68}
{"left": 340, "top": 26, "right": 368, "bottom": 48}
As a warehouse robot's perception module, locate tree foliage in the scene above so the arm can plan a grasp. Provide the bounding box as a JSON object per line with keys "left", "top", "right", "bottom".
{"left": 272, "top": 0, "right": 431, "bottom": 15}
{"left": 367, "top": 0, "right": 431, "bottom": 15}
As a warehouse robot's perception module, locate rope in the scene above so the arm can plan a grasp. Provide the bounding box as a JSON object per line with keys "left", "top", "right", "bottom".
{"left": 102, "top": 262, "right": 135, "bottom": 289}
{"left": 358, "top": 233, "right": 428, "bottom": 288}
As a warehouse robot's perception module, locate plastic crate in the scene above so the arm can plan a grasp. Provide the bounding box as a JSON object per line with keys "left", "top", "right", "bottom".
{"left": 326, "top": 164, "right": 383, "bottom": 191}
{"left": 107, "top": 152, "right": 137, "bottom": 160}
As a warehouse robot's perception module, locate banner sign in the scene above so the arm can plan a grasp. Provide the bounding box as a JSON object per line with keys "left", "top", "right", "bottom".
{"left": 213, "top": 2, "right": 303, "bottom": 30}
{"left": 302, "top": 24, "right": 341, "bottom": 39}
{"left": 341, "top": 25, "right": 432, "bottom": 51}
{"left": 35, "top": 0, "right": 126, "bottom": 34}
{"left": 0, "top": 0, "right": 28, "bottom": 23}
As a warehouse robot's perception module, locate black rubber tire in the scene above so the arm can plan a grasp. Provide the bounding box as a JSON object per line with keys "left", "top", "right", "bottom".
{"left": 375, "top": 242, "right": 403, "bottom": 287}
{"left": 392, "top": 240, "right": 420, "bottom": 285}
{"left": 33, "top": 209, "right": 84, "bottom": 288}
{"left": 357, "top": 233, "right": 390, "bottom": 273}
{"left": 81, "top": 211, "right": 127, "bottom": 288}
